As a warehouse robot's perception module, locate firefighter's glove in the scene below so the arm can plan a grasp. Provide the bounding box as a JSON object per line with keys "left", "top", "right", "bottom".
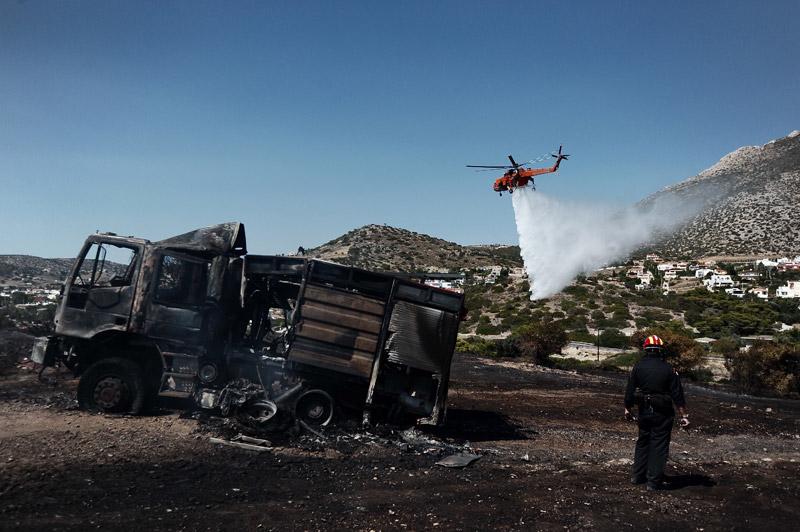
{"left": 679, "top": 415, "right": 690, "bottom": 428}
{"left": 624, "top": 412, "right": 635, "bottom": 422}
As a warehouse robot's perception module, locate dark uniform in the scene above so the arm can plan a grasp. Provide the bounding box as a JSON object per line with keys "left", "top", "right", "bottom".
{"left": 624, "top": 353, "right": 686, "bottom": 490}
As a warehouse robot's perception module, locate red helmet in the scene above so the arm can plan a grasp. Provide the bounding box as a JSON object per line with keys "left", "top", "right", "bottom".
{"left": 643, "top": 335, "right": 664, "bottom": 349}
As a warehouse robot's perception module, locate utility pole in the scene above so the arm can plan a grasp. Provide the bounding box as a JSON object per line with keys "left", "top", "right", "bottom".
{"left": 596, "top": 329, "right": 604, "bottom": 363}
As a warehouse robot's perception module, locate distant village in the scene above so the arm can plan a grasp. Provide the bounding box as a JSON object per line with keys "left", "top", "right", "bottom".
{"left": 2, "top": 254, "right": 800, "bottom": 310}
{"left": 620, "top": 254, "right": 800, "bottom": 299}
{"left": 420, "top": 254, "right": 800, "bottom": 300}
{"left": 0, "top": 266, "right": 62, "bottom": 309}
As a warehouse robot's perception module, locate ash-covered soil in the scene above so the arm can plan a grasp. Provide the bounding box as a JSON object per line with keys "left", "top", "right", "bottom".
{"left": 1, "top": 353, "right": 799, "bottom": 531}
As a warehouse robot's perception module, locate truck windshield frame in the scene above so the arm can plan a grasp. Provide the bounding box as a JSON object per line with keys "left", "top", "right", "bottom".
{"left": 153, "top": 252, "right": 211, "bottom": 309}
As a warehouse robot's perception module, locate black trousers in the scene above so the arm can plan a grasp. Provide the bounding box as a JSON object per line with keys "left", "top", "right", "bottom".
{"left": 632, "top": 408, "right": 674, "bottom": 485}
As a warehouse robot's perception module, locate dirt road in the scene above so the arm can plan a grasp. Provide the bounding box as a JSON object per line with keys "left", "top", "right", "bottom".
{"left": 1, "top": 354, "right": 798, "bottom": 531}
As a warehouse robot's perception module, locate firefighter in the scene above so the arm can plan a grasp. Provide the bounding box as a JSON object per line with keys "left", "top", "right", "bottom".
{"left": 623, "top": 335, "right": 690, "bottom": 490}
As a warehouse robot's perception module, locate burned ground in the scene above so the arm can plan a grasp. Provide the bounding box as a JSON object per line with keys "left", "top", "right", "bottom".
{"left": 1, "top": 353, "right": 798, "bottom": 531}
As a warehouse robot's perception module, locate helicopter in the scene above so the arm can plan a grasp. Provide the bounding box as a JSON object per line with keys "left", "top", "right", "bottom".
{"left": 467, "top": 144, "right": 569, "bottom": 195}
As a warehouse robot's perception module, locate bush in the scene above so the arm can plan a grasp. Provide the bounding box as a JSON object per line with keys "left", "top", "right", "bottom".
{"left": 476, "top": 322, "right": 503, "bottom": 335}
{"left": 550, "top": 357, "right": 596, "bottom": 371}
{"left": 686, "top": 367, "right": 714, "bottom": 383}
{"left": 569, "top": 330, "right": 596, "bottom": 343}
{"left": 514, "top": 321, "right": 569, "bottom": 364}
{"left": 455, "top": 336, "right": 497, "bottom": 357}
{"left": 495, "top": 335, "right": 522, "bottom": 358}
{"left": 725, "top": 340, "right": 800, "bottom": 396}
{"left": 600, "top": 351, "right": 643, "bottom": 371}
{"left": 599, "top": 328, "right": 629, "bottom": 349}
{"left": 630, "top": 328, "right": 703, "bottom": 376}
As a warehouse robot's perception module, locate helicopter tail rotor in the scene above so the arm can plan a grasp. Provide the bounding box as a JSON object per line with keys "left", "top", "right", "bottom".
{"left": 552, "top": 144, "right": 570, "bottom": 161}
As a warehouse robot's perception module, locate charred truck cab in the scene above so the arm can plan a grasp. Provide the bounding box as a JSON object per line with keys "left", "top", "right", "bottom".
{"left": 33, "top": 223, "right": 464, "bottom": 427}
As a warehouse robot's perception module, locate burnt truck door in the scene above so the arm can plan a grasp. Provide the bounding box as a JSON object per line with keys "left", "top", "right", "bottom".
{"left": 55, "top": 238, "right": 141, "bottom": 339}
{"left": 143, "top": 250, "right": 212, "bottom": 341}
{"left": 142, "top": 250, "right": 215, "bottom": 397}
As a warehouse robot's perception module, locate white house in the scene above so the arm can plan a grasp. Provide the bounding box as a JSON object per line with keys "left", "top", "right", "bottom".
{"left": 638, "top": 271, "right": 654, "bottom": 285}
{"left": 776, "top": 281, "right": 800, "bottom": 298}
{"left": 627, "top": 266, "right": 644, "bottom": 278}
{"left": 750, "top": 287, "right": 769, "bottom": 300}
{"left": 739, "top": 271, "right": 761, "bottom": 282}
{"left": 704, "top": 274, "right": 735, "bottom": 290}
{"left": 509, "top": 267, "right": 526, "bottom": 278}
{"left": 695, "top": 268, "right": 713, "bottom": 279}
{"left": 725, "top": 287, "right": 745, "bottom": 298}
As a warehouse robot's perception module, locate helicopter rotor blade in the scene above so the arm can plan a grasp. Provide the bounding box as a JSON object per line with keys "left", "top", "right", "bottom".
{"left": 507, "top": 155, "right": 519, "bottom": 168}
{"left": 466, "top": 164, "right": 513, "bottom": 169}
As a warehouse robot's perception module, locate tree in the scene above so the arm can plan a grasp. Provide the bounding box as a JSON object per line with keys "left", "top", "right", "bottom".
{"left": 514, "top": 321, "right": 568, "bottom": 364}
{"left": 599, "top": 328, "right": 628, "bottom": 349}
{"left": 630, "top": 328, "right": 703, "bottom": 376}
{"left": 725, "top": 340, "right": 800, "bottom": 396}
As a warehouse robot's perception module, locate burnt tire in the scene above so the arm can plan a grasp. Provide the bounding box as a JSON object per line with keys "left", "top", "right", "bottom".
{"left": 77, "top": 357, "right": 146, "bottom": 415}
{"left": 295, "top": 389, "right": 335, "bottom": 427}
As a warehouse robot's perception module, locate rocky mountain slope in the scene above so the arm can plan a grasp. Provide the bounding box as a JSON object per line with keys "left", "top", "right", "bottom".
{"left": 0, "top": 255, "right": 73, "bottom": 287}
{"left": 641, "top": 130, "right": 800, "bottom": 258}
{"left": 306, "top": 225, "right": 522, "bottom": 272}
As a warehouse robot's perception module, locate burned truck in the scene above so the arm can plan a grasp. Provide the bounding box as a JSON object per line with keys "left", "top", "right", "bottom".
{"left": 32, "top": 223, "right": 464, "bottom": 427}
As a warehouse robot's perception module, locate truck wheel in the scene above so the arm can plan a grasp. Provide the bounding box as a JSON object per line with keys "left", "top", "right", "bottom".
{"left": 77, "top": 357, "right": 146, "bottom": 415}
{"left": 237, "top": 399, "right": 278, "bottom": 428}
{"left": 295, "top": 389, "right": 334, "bottom": 427}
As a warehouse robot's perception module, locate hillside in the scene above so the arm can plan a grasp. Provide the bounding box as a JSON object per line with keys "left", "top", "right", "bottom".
{"left": 641, "top": 130, "right": 800, "bottom": 258}
{"left": 0, "top": 255, "right": 73, "bottom": 288}
{"left": 306, "top": 224, "right": 522, "bottom": 272}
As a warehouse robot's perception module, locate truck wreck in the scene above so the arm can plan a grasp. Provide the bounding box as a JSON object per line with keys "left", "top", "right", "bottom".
{"left": 32, "top": 223, "right": 464, "bottom": 427}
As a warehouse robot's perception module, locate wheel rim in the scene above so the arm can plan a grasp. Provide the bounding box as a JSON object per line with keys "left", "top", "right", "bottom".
{"left": 93, "top": 376, "right": 129, "bottom": 410}
{"left": 237, "top": 399, "right": 278, "bottom": 426}
{"left": 296, "top": 390, "right": 334, "bottom": 427}
{"left": 306, "top": 403, "right": 325, "bottom": 420}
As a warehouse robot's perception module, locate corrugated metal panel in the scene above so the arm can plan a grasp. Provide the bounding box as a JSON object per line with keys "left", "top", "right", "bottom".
{"left": 386, "top": 300, "right": 457, "bottom": 374}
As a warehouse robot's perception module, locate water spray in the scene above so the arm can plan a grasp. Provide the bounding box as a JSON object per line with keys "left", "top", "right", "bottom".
{"left": 511, "top": 187, "right": 699, "bottom": 300}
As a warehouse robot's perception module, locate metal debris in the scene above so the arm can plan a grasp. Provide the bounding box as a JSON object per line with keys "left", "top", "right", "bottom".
{"left": 209, "top": 433, "right": 272, "bottom": 452}
{"left": 436, "top": 453, "right": 481, "bottom": 468}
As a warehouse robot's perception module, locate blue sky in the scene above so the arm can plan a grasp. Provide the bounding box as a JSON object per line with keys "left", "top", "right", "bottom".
{"left": 2, "top": 1, "right": 798, "bottom": 258}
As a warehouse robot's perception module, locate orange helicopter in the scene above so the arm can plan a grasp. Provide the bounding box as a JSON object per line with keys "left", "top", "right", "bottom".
{"left": 467, "top": 145, "right": 569, "bottom": 195}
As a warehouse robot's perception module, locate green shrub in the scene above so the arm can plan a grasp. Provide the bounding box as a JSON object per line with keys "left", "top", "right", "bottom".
{"left": 494, "top": 335, "right": 521, "bottom": 358}
{"left": 513, "top": 321, "right": 569, "bottom": 364}
{"left": 455, "top": 336, "right": 497, "bottom": 357}
{"left": 630, "top": 329, "right": 703, "bottom": 376}
{"left": 599, "top": 328, "right": 629, "bottom": 349}
{"left": 686, "top": 367, "right": 714, "bottom": 383}
{"left": 560, "top": 300, "right": 577, "bottom": 311}
{"left": 725, "top": 340, "right": 800, "bottom": 396}
{"left": 601, "top": 351, "right": 643, "bottom": 370}
{"left": 569, "top": 330, "right": 596, "bottom": 343}
{"left": 476, "top": 322, "right": 503, "bottom": 335}
{"left": 549, "top": 357, "right": 596, "bottom": 370}
{"left": 562, "top": 284, "right": 590, "bottom": 298}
